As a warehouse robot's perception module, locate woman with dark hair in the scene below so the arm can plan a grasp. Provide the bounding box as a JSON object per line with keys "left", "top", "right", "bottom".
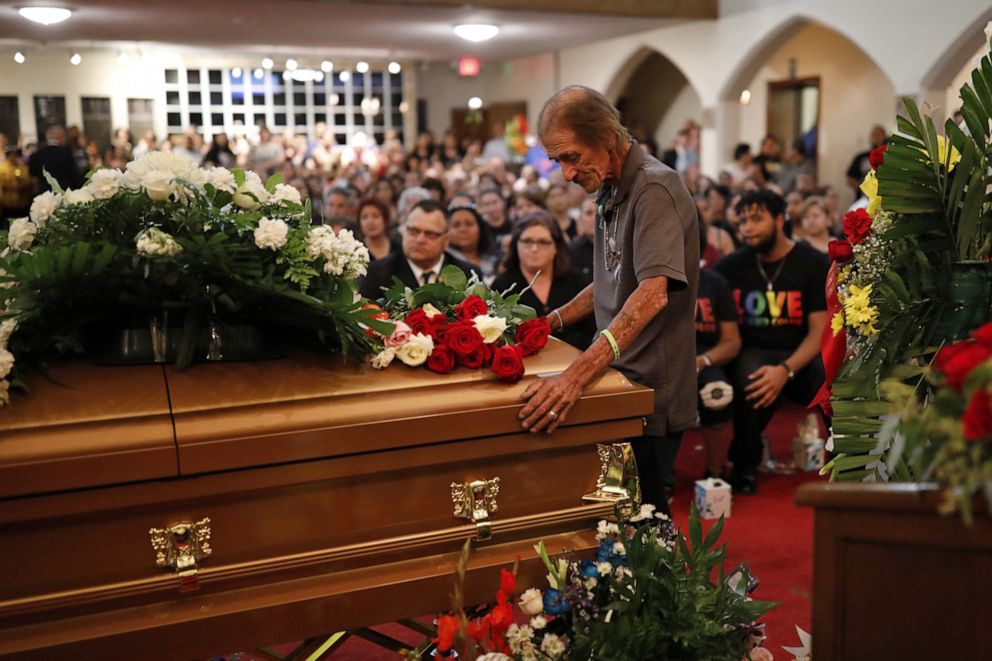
{"left": 491, "top": 211, "right": 595, "bottom": 349}
{"left": 355, "top": 198, "right": 399, "bottom": 261}
{"left": 446, "top": 203, "right": 499, "bottom": 283}
{"left": 202, "top": 133, "right": 236, "bottom": 168}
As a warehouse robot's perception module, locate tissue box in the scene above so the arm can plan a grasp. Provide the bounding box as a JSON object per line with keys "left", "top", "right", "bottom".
{"left": 694, "top": 477, "right": 732, "bottom": 519}
{"left": 792, "top": 435, "right": 825, "bottom": 472}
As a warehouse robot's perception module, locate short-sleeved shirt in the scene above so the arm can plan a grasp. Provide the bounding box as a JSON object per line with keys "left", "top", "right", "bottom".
{"left": 696, "top": 268, "right": 737, "bottom": 353}
{"left": 593, "top": 144, "right": 700, "bottom": 435}
{"left": 714, "top": 241, "right": 828, "bottom": 351}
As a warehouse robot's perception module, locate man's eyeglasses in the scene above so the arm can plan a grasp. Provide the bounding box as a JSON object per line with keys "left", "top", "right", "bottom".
{"left": 519, "top": 238, "right": 555, "bottom": 249}
{"left": 404, "top": 225, "right": 446, "bottom": 241}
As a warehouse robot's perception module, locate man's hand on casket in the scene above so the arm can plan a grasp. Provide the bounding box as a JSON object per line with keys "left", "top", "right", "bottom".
{"left": 519, "top": 372, "right": 584, "bottom": 434}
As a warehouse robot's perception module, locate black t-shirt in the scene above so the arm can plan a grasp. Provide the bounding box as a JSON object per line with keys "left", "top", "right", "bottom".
{"left": 491, "top": 269, "right": 596, "bottom": 350}
{"left": 846, "top": 150, "right": 871, "bottom": 182}
{"left": 695, "top": 268, "right": 737, "bottom": 353}
{"left": 714, "top": 241, "right": 828, "bottom": 351}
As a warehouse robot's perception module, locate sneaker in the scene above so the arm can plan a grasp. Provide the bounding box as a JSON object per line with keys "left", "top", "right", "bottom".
{"left": 731, "top": 467, "right": 757, "bottom": 495}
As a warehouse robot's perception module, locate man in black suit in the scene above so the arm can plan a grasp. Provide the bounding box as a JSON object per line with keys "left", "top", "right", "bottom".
{"left": 360, "top": 199, "right": 481, "bottom": 300}
{"left": 29, "top": 126, "right": 84, "bottom": 194}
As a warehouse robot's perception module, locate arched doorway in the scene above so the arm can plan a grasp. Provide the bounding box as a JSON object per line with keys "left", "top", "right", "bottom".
{"left": 608, "top": 48, "right": 703, "bottom": 159}
{"left": 919, "top": 8, "right": 992, "bottom": 124}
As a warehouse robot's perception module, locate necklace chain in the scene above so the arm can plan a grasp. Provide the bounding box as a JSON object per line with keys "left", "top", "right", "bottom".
{"left": 756, "top": 253, "right": 786, "bottom": 291}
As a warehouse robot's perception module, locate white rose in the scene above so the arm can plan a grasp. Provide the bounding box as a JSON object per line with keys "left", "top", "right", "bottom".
{"left": 370, "top": 347, "right": 396, "bottom": 369}
{"left": 29, "top": 191, "right": 60, "bottom": 226}
{"left": 62, "top": 187, "right": 94, "bottom": 206}
{"left": 420, "top": 302, "right": 443, "bottom": 318}
{"left": 233, "top": 172, "right": 269, "bottom": 209}
{"left": 473, "top": 314, "right": 508, "bottom": 344}
{"left": 395, "top": 332, "right": 434, "bottom": 367}
{"left": 8, "top": 218, "right": 37, "bottom": 251}
{"left": 518, "top": 587, "right": 544, "bottom": 615}
{"left": 0, "top": 318, "right": 16, "bottom": 346}
{"left": 540, "top": 633, "right": 567, "bottom": 659}
{"left": 205, "top": 167, "right": 237, "bottom": 193}
{"left": 87, "top": 168, "right": 122, "bottom": 199}
{"left": 142, "top": 170, "right": 176, "bottom": 202}
{"left": 270, "top": 183, "right": 302, "bottom": 205}
{"left": 253, "top": 217, "right": 289, "bottom": 250}
{"left": 0, "top": 348, "right": 13, "bottom": 379}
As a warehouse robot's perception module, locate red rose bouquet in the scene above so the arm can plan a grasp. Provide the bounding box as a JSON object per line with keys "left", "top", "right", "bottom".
{"left": 882, "top": 320, "right": 992, "bottom": 524}
{"left": 364, "top": 265, "right": 552, "bottom": 383}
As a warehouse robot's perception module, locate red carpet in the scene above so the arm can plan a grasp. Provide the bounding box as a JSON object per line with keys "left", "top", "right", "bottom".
{"left": 219, "top": 406, "right": 818, "bottom": 660}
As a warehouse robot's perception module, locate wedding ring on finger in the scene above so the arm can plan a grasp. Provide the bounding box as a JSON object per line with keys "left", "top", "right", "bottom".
{"left": 548, "top": 409, "right": 558, "bottom": 420}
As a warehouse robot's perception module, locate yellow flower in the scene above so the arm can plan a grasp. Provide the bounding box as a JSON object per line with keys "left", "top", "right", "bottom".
{"left": 860, "top": 170, "right": 882, "bottom": 217}
{"left": 837, "top": 265, "right": 850, "bottom": 285}
{"left": 843, "top": 283, "right": 879, "bottom": 333}
{"left": 831, "top": 311, "right": 845, "bottom": 337}
{"left": 936, "top": 135, "right": 961, "bottom": 171}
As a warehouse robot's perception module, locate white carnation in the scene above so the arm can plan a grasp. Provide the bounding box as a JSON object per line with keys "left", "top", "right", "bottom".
{"left": 506, "top": 624, "right": 535, "bottom": 655}
{"left": 395, "top": 332, "right": 434, "bottom": 367}
{"left": 62, "top": 187, "right": 94, "bottom": 206}
{"left": 629, "top": 502, "right": 657, "bottom": 522}
{"left": 205, "top": 167, "right": 237, "bottom": 193}
{"left": 597, "top": 561, "right": 613, "bottom": 576}
{"left": 306, "top": 226, "right": 369, "bottom": 279}
{"left": 141, "top": 170, "right": 176, "bottom": 202}
{"left": 370, "top": 347, "right": 396, "bottom": 369}
{"left": 518, "top": 587, "right": 544, "bottom": 615}
{"left": 0, "top": 348, "right": 13, "bottom": 379}
{"left": 612, "top": 542, "right": 626, "bottom": 556}
{"left": 529, "top": 615, "right": 547, "bottom": 630}
{"left": 596, "top": 520, "right": 620, "bottom": 540}
{"left": 8, "top": 218, "right": 37, "bottom": 251}
{"left": 29, "top": 191, "right": 60, "bottom": 226}
{"left": 540, "top": 633, "right": 568, "bottom": 659}
{"left": 253, "top": 217, "right": 289, "bottom": 250}
{"left": 124, "top": 151, "right": 205, "bottom": 189}
{"left": 473, "top": 314, "right": 508, "bottom": 344}
{"left": 0, "top": 318, "right": 17, "bottom": 347}
{"left": 233, "top": 171, "right": 269, "bottom": 209}
{"left": 87, "top": 168, "right": 122, "bottom": 199}
{"left": 136, "top": 228, "right": 182, "bottom": 257}
{"left": 270, "top": 183, "right": 302, "bottom": 205}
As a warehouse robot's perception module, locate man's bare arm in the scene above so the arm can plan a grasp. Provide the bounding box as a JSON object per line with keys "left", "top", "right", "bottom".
{"left": 549, "top": 283, "right": 594, "bottom": 330}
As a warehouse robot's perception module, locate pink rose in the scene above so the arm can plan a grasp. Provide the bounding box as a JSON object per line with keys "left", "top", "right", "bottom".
{"left": 384, "top": 320, "right": 412, "bottom": 348}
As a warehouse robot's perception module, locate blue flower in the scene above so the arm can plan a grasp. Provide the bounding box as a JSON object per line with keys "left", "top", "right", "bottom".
{"left": 580, "top": 560, "right": 599, "bottom": 578}
{"left": 543, "top": 588, "right": 569, "bottom": 615}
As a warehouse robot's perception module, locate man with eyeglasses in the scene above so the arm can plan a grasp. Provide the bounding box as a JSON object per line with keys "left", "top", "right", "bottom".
{"left": 360, "top": 199, "right": 480, "bottom": 300}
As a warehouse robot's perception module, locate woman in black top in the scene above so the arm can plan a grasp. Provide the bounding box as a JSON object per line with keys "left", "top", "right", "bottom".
{"left": 491, "top": 211, "right": 595, "bottom": 350}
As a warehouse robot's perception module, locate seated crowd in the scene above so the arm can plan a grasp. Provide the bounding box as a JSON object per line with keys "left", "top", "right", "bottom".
{"left": 3, "top": 116, "right": 880, "bottom": 493}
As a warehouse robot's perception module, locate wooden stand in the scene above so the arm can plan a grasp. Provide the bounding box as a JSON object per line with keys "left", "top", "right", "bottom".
{"left": 796, "top": 482, "right": 992, "bottom": 661}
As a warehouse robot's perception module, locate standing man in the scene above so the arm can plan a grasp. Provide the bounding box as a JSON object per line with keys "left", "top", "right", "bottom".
{"left": 520, "top": 86, "right": 699, "bottom": 514}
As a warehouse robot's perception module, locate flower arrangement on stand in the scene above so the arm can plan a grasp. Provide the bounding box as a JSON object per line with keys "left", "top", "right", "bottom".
{"left": 364, "top": 265, "right": 552, "bottom": 382}
{"left": 410, "top": 505, "right": 776, "bottom": 661}
{"left": 0, "top": 152, "right": 387, "bottom": 405}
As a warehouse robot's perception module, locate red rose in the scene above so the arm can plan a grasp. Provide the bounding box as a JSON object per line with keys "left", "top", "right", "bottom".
{"left": 828, "top": 239, "right": 853, "bottom": 263}
{"left": 444, "top": 320, "right": 485, "bottom": 356}
{"left": 426, "top": 344, "right": 456, "bottom": 374}
{"left": 869, "top": 144, "right": 887, "bottom": 171}
{"left": 455, "top": 294, "right": 488, "bottom": 321}
{"left": 491, "top": 344, "right": 525, "bottom": 382}
{"left": 962, "top": 388, "right": 992, "bottom": 441}
{"left": 971, "top": 321, "right": 992, "bottom": 348}
{"left": 433, "top": 614, "right": 460, "bottom": 652}
{"left": 429, "top": 314, "right": 449, "bottom": 341}
{"left": 404, "top": 308, "right": 435, "bottom": 339}
{"left": 933, "top": 340, "right": 992, "bottom": 392}
{"left": 457, "top": 344, "right": 488, "bottom": 369}
{"left": 515, "top": 317, "right": 552, "bottom": 356}
{"left": 499, "top": 567, "right": 516, "bottom": 596}
{"left": 842, "top": 209, "right": 873, "bottom": 245}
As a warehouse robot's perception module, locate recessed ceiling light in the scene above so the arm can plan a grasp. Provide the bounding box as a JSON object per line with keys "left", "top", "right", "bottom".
{"left": 338, "top": 70, "right": 350, "bottom": 83}
{"left": 14, "top": 51, "right": 25, "bottom": 64}
{"left": 69, "top": 52, "right": 81, "bottom": 66}
{"left": 468, "top": 96, "right": 483, "bottom": 110}
{"left": 286, "top": 58, "right": 298, "bottom": 71}
{"left": 253, "top": 68, "right": 264, "bottom": 79}
{"left": 321, "top": 60, "right": 333, "bottom": 73}
{"left": 18, "top": 6, "right": 72, "bottom": 26}
{"left": 261, "top": 57, "right": 273, "bottom": 70}
{"left": 356, "top": 61, "right": 369, "bottom": 74}
{"left": 454, "top": 24, "right": 499, "bottom": 42}
{"left": 388, "top": 61, "right": 401, "bottom": 74}
{"left": 231, "top": 66, "right": 242, "bottom": 78}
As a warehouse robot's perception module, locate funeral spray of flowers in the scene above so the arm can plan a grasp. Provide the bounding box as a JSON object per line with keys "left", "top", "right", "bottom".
{"left": 363, "top": 265, "right": 552, "bottom": 382}
{"left": 0, "top": 151, "right": 388, "bottom": 404}
{"left": 822, "top": 23, "right": 992, "bottom": 486}
{"left": 410, "top": 505, "right": 776, "bottom": 661}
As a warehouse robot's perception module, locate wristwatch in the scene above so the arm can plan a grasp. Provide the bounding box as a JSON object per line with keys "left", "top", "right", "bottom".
{"left": 780, "top": 362, "right": 795, "bottom": 380}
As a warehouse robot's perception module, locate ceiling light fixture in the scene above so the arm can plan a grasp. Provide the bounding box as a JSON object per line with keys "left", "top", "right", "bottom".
{"left": 356, "top": 61, "right": 369, "bottom": 74}
{"left": 18, "top": 6, "right": 72, "bottom": 26}
{"left": 338, "top": 70, "right": 350, "bottom": 83}
{"left": 468, "top": 96, "right": 483, "bottom": 110}
{"left": 69, "top": 52, "right": 81, "bottom": 66}
{"left": 388, "top": 61, "right": 401, "bottom": 74}
{"left": 261, "top": 57, "right": 273, "bottom": 70}
{"left": 286, "top": 58, "right": 298, "bottom": 71}
{"left": 453, "top": 24, "right": 499, "bottom": 42}
{"left": 231, "top": 66, "right": 242, "bottom": 78}
{"left": 14, "top": 51, "right": 26, "bottom": 64}
{"left": 253, "top": 68, "right": 264, "bottom": 79}
{"left": 739, "top": 89, "right": 752, "bottom": 105}
{"left": 288, "top": 68, "right": 321, "bottom": 82}
{"left": 320, "top": 60, "right": 333, "bottom": 73}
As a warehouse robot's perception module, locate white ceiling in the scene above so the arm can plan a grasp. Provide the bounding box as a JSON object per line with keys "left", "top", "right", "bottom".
{"left": 0, "top": 0, "right": 678, "bottom": 62}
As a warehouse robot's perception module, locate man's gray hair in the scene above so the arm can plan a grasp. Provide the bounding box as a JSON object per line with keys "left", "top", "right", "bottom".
{"left": 538, "top": 86, "right": 630, "bottom": 155}
{"left": 396, "top": 186, "right": 431, "bottom": 223}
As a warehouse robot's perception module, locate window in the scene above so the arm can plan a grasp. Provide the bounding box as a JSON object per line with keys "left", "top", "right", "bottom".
{"left": 81, "top": 97, "right": 112, "bottom": 148}
{"left": 0, "top": 96, "right": 20, "bottom": 143}
{"left": 34, "top": 95, "right": 66, "bottom": 143}
{"left": 127, "top": 98, "right": 155, "bottom": 139}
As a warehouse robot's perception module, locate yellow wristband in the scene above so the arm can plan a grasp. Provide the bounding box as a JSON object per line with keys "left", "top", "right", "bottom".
{"left": 601, "top": 329, "right": 621, "bottom": 360}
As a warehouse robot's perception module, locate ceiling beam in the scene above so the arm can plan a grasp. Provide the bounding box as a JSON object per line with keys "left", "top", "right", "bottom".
{"left": 334, "top": 0, "right": 718, "bottom": 19}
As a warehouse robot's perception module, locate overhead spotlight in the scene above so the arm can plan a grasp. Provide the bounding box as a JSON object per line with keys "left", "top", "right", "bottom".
{"left": 468, "top": 96, "right": 483, "bottom": 110}
{"left": 18, "top": 6, "right": 72, "bottom": 26}
{"left": 453, "top": 24, "right": 499, "bottom": 42}
{"left": 69, "top": 52, "right": 81, "bottom": 66}
{"left": 338, "top": 70, "right": 350, "bottom": 83}
{"left": 356, "top": 61, "right": 369, "bottom": 74}
{"left": 14, "top": 51, "right": 25, "bottom": 64}
{"left": 261, "top": 57, "right": 273, "bottom": 70}
{"left": 117, "top": 51, "right": 128, "bottom": 63}
{"left": 231, "top": 66, "right": 242, "bottom": 78}
{"left": 286, "top": 58, "right": 298, "bottom": 71}
{"left": 320, "top": 60, "right": 333, "bottom": 73}
{"left": 388, "top": 61, "right": 401, "bottom": 74}
{"left": 739, "top": 89, "right": 752, "bottom": 105}
{"left": 253, "top": 68, "right": 264, "bottom": 79}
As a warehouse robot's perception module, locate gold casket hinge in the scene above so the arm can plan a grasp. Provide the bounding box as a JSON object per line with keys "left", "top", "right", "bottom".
{"left": 583, "top": 442, "right": 641, "bottom": 518}
{"left": 149, "top": 517, "right": 212, "bottom": 592}
{"left": 451, "top": 477, "right": 499, "bottom": 540}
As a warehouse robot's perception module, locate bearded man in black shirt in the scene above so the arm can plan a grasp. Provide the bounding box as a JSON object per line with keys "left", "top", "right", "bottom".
{"left": 714, "top": 189, "right": 828, "bottom": 494}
